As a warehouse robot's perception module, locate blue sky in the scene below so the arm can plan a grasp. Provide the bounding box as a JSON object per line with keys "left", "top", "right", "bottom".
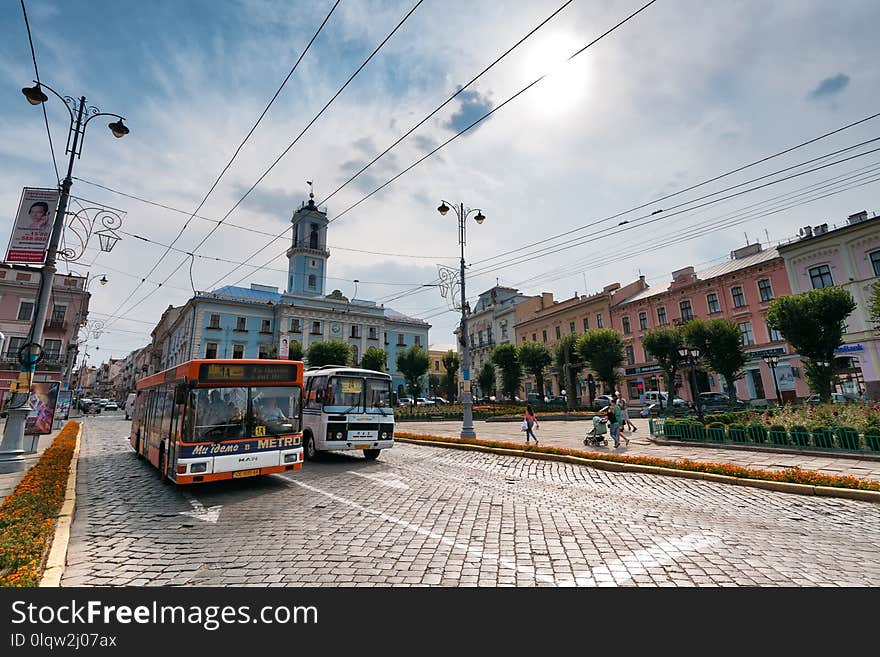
{"left": 2, "top": 0, "right": 879, "bottom": 363}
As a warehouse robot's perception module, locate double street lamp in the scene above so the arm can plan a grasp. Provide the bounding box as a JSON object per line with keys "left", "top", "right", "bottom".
{"left": 438, "top": 200, "right": 485, "bottom": 439}
{"left": 762, "top": 354, "right": 783, "bottom": 406}
{"left": 677, "top": 346, "right": 704, "bottom": 422}
{"left": 0, "top": 82, "right": 129, "bottom": 473}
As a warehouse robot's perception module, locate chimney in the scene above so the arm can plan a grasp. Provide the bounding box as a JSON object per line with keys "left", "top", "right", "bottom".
{"left": 847, "top": 210, "right": 868, "bottom": 225}
{"left": 730, "top": 243, "right": 762, "bottom": 260}
{"left": 541, "top": 292, "right": 553, "bottom": 308}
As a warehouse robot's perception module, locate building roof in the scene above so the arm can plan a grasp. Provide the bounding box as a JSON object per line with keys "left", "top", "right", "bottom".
{"left": 620, "top": 247, "right": 781, "bottom": 304}
{"left": 384, "top": 307, "right": 430, "bottom": 326}
{"left": 429, "top": 343, "right": 456, "bottom": 353}
{"left": 210, "top": 285, "right": 282, "bottom": 303}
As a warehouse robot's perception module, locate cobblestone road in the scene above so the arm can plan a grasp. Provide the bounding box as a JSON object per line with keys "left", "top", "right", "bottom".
{"left": 62, "top": 417, "right": 880, "bottom": 587}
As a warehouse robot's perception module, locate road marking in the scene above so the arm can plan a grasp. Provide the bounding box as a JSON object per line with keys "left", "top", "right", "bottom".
{"left": 283, "top": 475, "right": 718, "bottom": 586}
{"left": 179, "top": 492, "right": 222, "bottom": 524}
{"left": 346, "top": 471, "right": 409, "bottom": 489}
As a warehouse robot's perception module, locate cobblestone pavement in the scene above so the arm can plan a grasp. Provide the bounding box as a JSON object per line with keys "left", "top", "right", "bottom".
{"left": 401, "top": 418, "right": 880, "bottom": 481}
{"left": 62, "top": 417, "right": 880, "bottom": 587}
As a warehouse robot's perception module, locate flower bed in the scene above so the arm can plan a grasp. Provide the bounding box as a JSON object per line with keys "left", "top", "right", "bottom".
{"left": 0, "top": 421, "right": 78, "bottom": 587}
{"left": 395, "top": 431, "right": 880, "bottom": 491}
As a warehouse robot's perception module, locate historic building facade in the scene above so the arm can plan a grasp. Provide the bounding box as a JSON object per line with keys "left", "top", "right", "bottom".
{"left": 777, "top": 211, "right": 880, "bottom": 399}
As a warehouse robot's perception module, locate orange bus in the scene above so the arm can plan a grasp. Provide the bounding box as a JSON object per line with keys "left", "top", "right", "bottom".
{"left": 130, "top": 359, "right": 304, "bottom": 484}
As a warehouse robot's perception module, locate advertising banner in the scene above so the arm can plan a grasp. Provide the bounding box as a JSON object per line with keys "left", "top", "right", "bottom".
{"left": 5, "top": 186, "right": 59, "bottom": 264}
{"left": 25, "top": 381, "right": 60, "bottom": 435}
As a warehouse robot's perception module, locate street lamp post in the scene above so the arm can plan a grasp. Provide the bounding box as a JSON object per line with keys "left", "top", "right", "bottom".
{"left": 763, "top": 354, "right": 783, "bottom": 406}
{"left": 0, "top": 82, "right": 128, "bottom": 473}
{"left": 677, "top": 346, "right": 704, "bottom": 422}
{"left": 438, "top": 200, "right": 485, "bottom": 439}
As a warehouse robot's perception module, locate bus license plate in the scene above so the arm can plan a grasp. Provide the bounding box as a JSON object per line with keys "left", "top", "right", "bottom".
{"left": 233, "top": 469, "right": 260, "bottom": 478}
{"left": 354, "top": 444, "right": 370, "bottom": 449}
{"left": 350, "top": 431, "right": 373, "bottom": 439}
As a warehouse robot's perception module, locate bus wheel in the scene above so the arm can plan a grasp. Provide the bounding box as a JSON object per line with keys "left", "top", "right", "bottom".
{"left": 304, "top": 433, "right": 318, "bottom": 461}
{"left": 363, "top": 449, "right": 381, "bottom": 460}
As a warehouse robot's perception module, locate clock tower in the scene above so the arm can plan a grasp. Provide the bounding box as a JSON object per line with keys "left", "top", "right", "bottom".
{"left": 286, "top": 189, "right": 329, "bottom": 296}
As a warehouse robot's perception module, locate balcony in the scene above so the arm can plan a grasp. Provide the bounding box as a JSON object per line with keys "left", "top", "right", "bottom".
{"left": 205, "top": 324, "right": 221, "bottom": 331}
{"left": 45, "top": 319, "right": 67, "bottom": 331}
{"left": 286, "top": 245, "right": 331, "bottom": 259}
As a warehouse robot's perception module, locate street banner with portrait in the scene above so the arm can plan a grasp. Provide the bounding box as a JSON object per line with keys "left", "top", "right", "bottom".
{"left": 25, "top": 381, "right": 60, "bottom": 435}
{"left": 5, "top": 186, "right": 60, "bottom": 264}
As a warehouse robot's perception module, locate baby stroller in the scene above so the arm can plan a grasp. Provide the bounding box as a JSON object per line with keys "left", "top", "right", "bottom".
{"left": 584, "top": 415, "right": 609, "bottom": 446}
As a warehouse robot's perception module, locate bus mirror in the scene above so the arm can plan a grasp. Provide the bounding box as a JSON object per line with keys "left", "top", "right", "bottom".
{"left": 174, "top": 384, "right": 188, "bottom": 405}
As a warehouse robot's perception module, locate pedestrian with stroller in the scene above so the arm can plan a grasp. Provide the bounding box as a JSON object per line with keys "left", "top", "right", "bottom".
{"left": 616, "top": 391, "right": 637, "bottom": 432}
{"left": 523, "top": 404, "right": 540, "bottom": 445}
{"left": 603, "top": 401, "right": 627, "bottom": 448}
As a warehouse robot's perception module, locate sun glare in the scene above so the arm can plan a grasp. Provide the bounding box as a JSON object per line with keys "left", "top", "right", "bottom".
{"left": 522, "top": 34, "right": 590, "bottom": 116}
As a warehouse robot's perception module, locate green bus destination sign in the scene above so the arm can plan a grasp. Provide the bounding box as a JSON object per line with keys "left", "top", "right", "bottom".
{"left": 197, "top": 363, "right": 299, "bottom": 383}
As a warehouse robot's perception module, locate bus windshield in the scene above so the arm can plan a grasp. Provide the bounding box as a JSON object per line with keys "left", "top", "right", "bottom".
{"left": 366, "top": 378, "right": 391, "bottom": 409}
{"left": 323, "top": 376, "right": 391, "bottom": 413}
{"left": 189, "top": 386, "right": 301, "bottom": 442}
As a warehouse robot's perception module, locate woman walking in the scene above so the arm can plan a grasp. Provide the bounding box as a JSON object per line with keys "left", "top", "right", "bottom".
{"left": 523, "top": 405, "right": 540, "bottom": 445}
{"left": 616, "top": 391, "right": 637, "bottom": 432}
{"left": 604, "top": 402, "right": 628, "bottom": 448}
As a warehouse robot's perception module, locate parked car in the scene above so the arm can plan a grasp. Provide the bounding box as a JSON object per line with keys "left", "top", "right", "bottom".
{"left": 594, "top": 394, "right": 616, "bottom": 408}
{"left": 643, "top": 391, "right": 687, "bottom": 408}
{"left": 546, "top": 395, "right": 567, "bottom": 404}
{"left": 416, "top": 398, "right": 435, "bottom": 406}
{"left": 698, "top": 392, "right": 747, "bottom": 411}
{"left": 806, "top": 392, "right": 858, "bottom": 404}
{"left": 429, "top": 396, "right": 449, "bottom": 405}
{"left": 104, "top": 400, "right": 119, "bottom": 411}
{"left": 398, "top": 397, "right": 414, "bottom": 407}
{"left": 97, "top": 398, "right": 110, "bottom": 407}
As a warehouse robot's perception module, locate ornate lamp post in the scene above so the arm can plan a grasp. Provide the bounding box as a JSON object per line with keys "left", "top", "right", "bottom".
{"left": 0, "top": 81, "right": 129, "bottom": 473}
{"left": 437, "top": 200, "right": 485, "bottom": 439}
{"left": 763, "top": 354, "right": 783, "bottom": 406}
{"left": 677, "top": 346, "right": 704, "bottom": 422}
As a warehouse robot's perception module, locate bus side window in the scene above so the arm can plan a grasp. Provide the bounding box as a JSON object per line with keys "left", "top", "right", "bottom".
{"left": 160, "top": 387, "right": 174, "bottom": 442}
{"left": 307, "top": 376, "right": 326, "bottom": 409}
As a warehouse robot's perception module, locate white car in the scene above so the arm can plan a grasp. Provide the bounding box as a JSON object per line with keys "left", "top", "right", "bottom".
{"left": 104, "top": 400, "right": 119, "bottom": 411}
{"left": 416, "top": 398, "right": 435, "bottom": 406}
{"left": 397, "top": 397, "right": 414, "bottom": 407}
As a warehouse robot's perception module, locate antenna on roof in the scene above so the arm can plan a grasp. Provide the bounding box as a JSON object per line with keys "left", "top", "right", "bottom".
{"left": 744, "top": 231, "right": 749, "bottom": 245}
{"left": 764, "top": 228, "right": 770, "bottom": 246}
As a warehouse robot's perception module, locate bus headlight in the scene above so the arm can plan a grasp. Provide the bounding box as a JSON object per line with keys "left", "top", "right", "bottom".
{"left": 190, "top": 462, "right": 208, "bottom": 473}
{"left": 284, "top": 453, "right": 298, "bottom": 463}
{"left": 381, "top": 432, "right": 387, "bottom": 439}
{"left": 336, "top": 432, "right": 343, "bottom": 439}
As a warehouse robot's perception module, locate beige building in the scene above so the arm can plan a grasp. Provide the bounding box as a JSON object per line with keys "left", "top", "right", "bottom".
{"left": 514, "top": 278, "right": 648, "bottom": 400}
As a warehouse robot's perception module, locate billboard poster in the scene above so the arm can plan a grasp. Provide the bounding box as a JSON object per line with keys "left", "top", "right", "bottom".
{"left": 56, "top": 390, "right": 72, "bottom": 421}
{"left": 25, "top": 381, "right": 60, "bottom": 435}
{"left": 5, "top": 187, "right": 60, "bottom": 264}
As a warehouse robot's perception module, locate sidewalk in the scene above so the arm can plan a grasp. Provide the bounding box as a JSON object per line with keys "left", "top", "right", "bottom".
{"left": 399, "top": 416, "right": 880, "bottom": 482}
{"left": 0, "top": 419, "right": 64, "bottom": 504}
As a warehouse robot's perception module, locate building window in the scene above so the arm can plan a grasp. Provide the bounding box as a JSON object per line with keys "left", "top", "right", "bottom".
{"left": 596, "top": 313, "right": 604, "bottom": 328}
{"left": 739, "top": 322, "right": 755, "bottom": 346}
{"left": 757, "top": 278, "right": 774, "bottom": 302}
{"left": 44, "top": 339, "right": 62, "bottom": 360}
{"left": 232, "top": 344, "right": 245, "bottom": 359}
{"left": 707, "top": 292, "right": 720, "bottom": 314}
{"left": 679, "top": 300, "right": 693, "bottom": 321}
{"left": 368, "top": 326, "right": 377, "bottom": 340}
{"left": 767, "top": 322, "right": 783, "bottom": 342}
{"left": 501, "top": 321, "right": 509, "bottom": 340}
{"left": 307, "top": 274, "right": 317, "bottom": 289}
{"left": 625, "top": 345, "right": 635, "bottom": 366}
{"left": 532, "top": 333, "right": 537, "bottom": 342}
{"left": 657, "top": 307, "right": 667, "bottom": 325}
{"left": 351, "top": 345, "right": 359, "bottom": 365}
{"left": 311, "top": 321, "right": 322, "bottom": 335}
{"left": 397, "top": 333, "right": 407, "bottom": 347}
{"left": 350, "top": 325, "right": 361, "bottom": 338}
{"left": 731, "top": 285, "right": 745, "bottom": 308}
{"left": 261, "top": 319, "right": 271, "bottom": 334}
{"left": 621, "top": 316, "right": 631, "bottom": 334}
{"left": 414, "top": 335, "right": 421, "bottom": 347}
{"left": 17, "top": 300, "right": 34, "bottom": 321}
{"left": 583, "top": 317, "right": 589, "bottom": 331}
{"left": 51, "top": 304, "right": 67, "bottom": 322}
{"left": 555, "top": 326, "right": 561, "bottom": 339}
{"left": 208, "top": 313, "right": 221, "bottom": 329}
{"left": 569, "top": 321, "right": 575, "bottom": 334}
{"left": 809, "top": 264, "right": 834, "bottom": 289}
{"left": 235, "top": 316, "right": 247, "bottom": 331}
{"left": 638, "top": 311, "right": 648, "bottom": 330}
{"left": 290, "top": 318, "right": 301, "bottom": 332}
{"left": 478, "top": 330, "right": 484, "bottom": 346}
{"left": 871, "top": 250, "right": 880, "bottom": 276}
{"left": 258, "top": 344, "right": 272, "bottom": 359}
{"left": 542, "top": 329, "right": 547, "bottom": 343}
{"left": 309, "top": 223, "right": 319, "bottom": 250}
{"left": 5, "top": 336, "right": 25, "bottom": 359}
{"left": 434, "top": 361, "right": 440, "bottom": 371}
{"left": 310, "top": 259, "right": 317, "bottom": 268}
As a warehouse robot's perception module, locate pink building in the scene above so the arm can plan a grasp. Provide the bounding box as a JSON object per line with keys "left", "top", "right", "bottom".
{"left": 0, "top": 265, "right": 90, "bottom": 408}
{"left": 612, "top": 244, "right": 810, "bottom": 404}
{"left": 778, "top": 211, "right": 880, "bottom": 399}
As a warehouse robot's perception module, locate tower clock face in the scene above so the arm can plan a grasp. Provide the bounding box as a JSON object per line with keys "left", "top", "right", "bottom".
{"left": 330, "top": 322, "right": 342, "bottom": 336}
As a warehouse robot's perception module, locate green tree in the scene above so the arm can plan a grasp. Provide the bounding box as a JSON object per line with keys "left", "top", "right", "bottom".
{"left": 518, "top": 341, "right": 552, "bottom": 403}
{"left": 360, "top": 347, "right": 388, "bottom": 372}
{"left": 396, "top": 345, "right": 429, "bottom": 405}
{"left": 767, "top": 287, "right": 857, "bottom": 401}
{"left": 491, "top": 343, "right": 523, "bottom": 401}
{"left": 642, "top": 326, "right": 685, "bottom": 409}
{"left": 306, "top": 340, "right": 352, "bottom": 368}
{"left": 477, "top": 362, "right": 497, "bottom": 400}
{"left": 684, "top": 318, "right": 747, "bottom": 406}
{"left": 287, "top": 339, "right": 303, "bottom": 362}
{"left": 577, "top": 329, "right": 624, "bottom": 395}
{"left": 553, "top": 334, "right": 580, "bottom": 409}
{"left": 870, "top": 280, "right": 880, "bottom": 332}
{"left": 442, "top": 350, "right": 460, "bottom": 402}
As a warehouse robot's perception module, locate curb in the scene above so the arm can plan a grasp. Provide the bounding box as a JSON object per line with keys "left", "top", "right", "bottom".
{"left": 648, "top": 435, "right": 880, "bottom": 462}
{"left": 395, "top": 435, "right": 880, "bottom": 504}
{"left": 39, "top": 421, "right": 81, "bottom": 587}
